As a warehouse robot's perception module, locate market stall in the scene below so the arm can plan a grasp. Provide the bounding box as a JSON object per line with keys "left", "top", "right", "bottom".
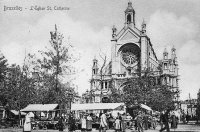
{"left": 21, "top": 104, "right": 60, "bottom": 130}
{"left": 71, "top": 103, "right": 125, "bottom": 130}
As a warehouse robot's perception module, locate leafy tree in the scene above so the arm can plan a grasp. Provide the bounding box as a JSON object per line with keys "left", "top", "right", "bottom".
{"left": 0, "top": 54, "right": 8, "bottom": 106}
{"left": 4, "top": 64, "right": 36, "bottom": 110}
{"left": 30, "top": 25, "right": 78, "bottom": 109}
{"left": 110, "top": 69, "right": 177, "bottom": 112}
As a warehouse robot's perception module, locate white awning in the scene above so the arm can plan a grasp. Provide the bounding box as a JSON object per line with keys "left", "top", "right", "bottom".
{"left": 140, "top": 104, "right": 152, "bottom": 111}
{"left": 21, "top": 104, "right": 58, "bottom": 112}
{"left": 10, "top": 110, "right": 26, "bottom": 115}
{"left": 71, "top": 103, "right": 124, "bottom": 111}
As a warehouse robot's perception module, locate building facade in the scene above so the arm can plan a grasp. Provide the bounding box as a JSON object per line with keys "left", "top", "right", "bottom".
{"left": 86, "top": 2, "right": 179, "bottom": 104}
{"left": 180, "top": 99, "right": 197, "bottom": 118}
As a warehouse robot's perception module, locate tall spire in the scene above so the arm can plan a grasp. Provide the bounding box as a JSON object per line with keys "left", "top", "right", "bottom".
{"left": 55, "top": 24, "right": 57, "bottom": 32}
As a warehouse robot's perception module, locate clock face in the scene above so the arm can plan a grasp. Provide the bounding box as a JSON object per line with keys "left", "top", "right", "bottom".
{"left": 120, "top": 44, "right": 140, "bottom": 67}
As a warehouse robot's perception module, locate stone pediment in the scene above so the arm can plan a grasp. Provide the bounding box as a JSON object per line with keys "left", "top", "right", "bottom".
{"left": 118, "top": 28, "right": 139, "bottom": 42}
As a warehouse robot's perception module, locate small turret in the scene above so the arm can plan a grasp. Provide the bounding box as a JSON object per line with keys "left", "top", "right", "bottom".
{"left": 171, "top": 45, "right": 176, "bottom": 59}
{"left": 92, "top": 57, "right": 98, "bottom": 75}
{"left": 163, "top": 48, "right": 168, "bottom": 59}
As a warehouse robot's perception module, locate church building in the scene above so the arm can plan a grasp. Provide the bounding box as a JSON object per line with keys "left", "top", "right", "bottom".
{"left": 85, "top": 2, "right": 179, "bottom": 104}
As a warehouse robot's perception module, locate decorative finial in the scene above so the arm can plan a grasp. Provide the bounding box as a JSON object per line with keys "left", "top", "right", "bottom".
{"left": 141, "top": 18, "right": 146, "bottom": 35}
{"left": 112, "top": 25, "right": 117, "bottom": 38}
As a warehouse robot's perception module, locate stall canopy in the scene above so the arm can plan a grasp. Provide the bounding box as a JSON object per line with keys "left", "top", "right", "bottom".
{"left": 10, "top": 110, "right": 26, "bottom": 115}
{"left": 71, "top": 103, "right": 124, "bottom": 111}
{"left": 20, "top": 104, "right": 58, "bottom": 112}
{"left": 140, "top": 104, "right": 152, "bottom": 111}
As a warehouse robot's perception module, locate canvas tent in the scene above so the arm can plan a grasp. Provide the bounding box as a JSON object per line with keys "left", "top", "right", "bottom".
{"left": 140, "top": 104, "right": 152, "bottom": 111}
{"left": 20, "top": 104, "right": 59, "bottom": 112}
{"left": 71, "top": 103, "right": 124, "bottom": 110}
{"left": 71, "top": 103, "right": 125, "bottom": 111}
{"left": 10, "top": 110, "right": 26, "bottom": 115}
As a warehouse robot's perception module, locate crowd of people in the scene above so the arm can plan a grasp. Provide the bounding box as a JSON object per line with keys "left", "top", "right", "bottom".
{"left": 23, "top": 109, "right": 180, "bottom": 132}
{"left": 78, "top": 110, "right": 158, "bottom": 132}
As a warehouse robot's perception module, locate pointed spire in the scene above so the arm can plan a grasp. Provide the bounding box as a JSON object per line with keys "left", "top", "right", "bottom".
{"left": 55, "top": 24, "right": 57, "bottom": 32}
{"left": 93, "top": 55, "right": 97, "bottom": 62}
{"left": 164, "top": 48, "right": 168, "bottom": 54}
{"left": 171, "top": 45, "right": 176, "bottom": 52}
{"left": 163, "top": 47, "right": 168, "bottom": 59}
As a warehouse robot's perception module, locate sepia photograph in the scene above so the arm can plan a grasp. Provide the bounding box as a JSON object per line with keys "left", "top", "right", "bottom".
{"left": 0, "top": 0, "right": 200, "bottom": 132}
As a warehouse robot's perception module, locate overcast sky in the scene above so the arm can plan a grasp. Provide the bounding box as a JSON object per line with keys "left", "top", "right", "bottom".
{"left": 0, "top": 0, "right": 200, "bottom": 100}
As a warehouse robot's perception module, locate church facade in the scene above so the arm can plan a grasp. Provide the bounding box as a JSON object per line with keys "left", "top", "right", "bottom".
{"left": 86, "top": 2, "right": 179, "bottom": 104}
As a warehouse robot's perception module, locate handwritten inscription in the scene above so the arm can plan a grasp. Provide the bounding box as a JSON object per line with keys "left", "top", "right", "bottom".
{"left": 3, "top": 5, "right": 70, "bottom": 11}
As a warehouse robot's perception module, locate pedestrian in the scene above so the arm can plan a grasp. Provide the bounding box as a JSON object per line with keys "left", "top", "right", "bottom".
{"left": 143, "top": 113, "right": 149, "bottom": 130}
{"left": 114, "top": 117, "right": 121, "bottom": 132}
{"left": 159, "top": 109, "right": 170, "bottom": 132}
{"left": 160, "top": 111, "right": 164, "bottom": 129}
{"left": 182, "top": 112, "right": 186, "bottom": 124}
{"left": 170, "top": 112, "right": 176, "bottom": 129}
{"left": 100, "top": 110, "right": 108, "bottom": 132}
{"left": 23, "top": 113, "right": 32, "bottom": 132}
{"left": 81, "top": 114, "right": 87, "bottom": 132}
{"left": 87, "top": 113, "right": 93, "bottom": 131}
{"left": 186, "top": 114, "right": 190, "bottom": 124}
{"left": 58, "top": 116, "right": 64, "bottom": 132}
{"left": 135, "top": 111, "right": 143, "bottom": 132}
{"left": 117, "top": 112, "right": 122, "bottom": 131}
{"left": 126, "top": 113, "right": 132, "bottom": 128}
{"left": 151, "top": 115, "right": 157, "bottom": 129}
{"left": 121, "top": 113, "right": 126, "bottom": 132}
{"left": 98, "top": 112, "right": 103, "bottom": 132}
{"left": 108, "top": 113, "right": 114, "bottom": 129}
{"left": 69, "top": 112, "right": 76, "bottom": 132}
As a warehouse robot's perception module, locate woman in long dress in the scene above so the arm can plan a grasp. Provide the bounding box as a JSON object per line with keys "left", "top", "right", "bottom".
{"left": 114, "top": 117, "right": 121, "bottom": 132}
{"left": 87, "top": 113, "right": 93, "bottom": 131}
{"left": 23, "top": 114, "right": 32, "bottom": 132}
{"left": 81, "top": 115, "right": 87, "bottom": 132}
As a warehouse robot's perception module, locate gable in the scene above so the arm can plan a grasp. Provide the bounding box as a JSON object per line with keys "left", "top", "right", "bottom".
{"left": 118, "top": 28, "right": 140, "bottom": 42}
{"left": 121, "top": 31, "right": 137, "bottom": 40}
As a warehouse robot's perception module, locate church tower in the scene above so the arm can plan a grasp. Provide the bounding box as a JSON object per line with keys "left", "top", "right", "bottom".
{"left": 87, "top": 1, "right": 180, "bottom": 104}
{"left": 125, "top": 1, "right": 135, "bottom": 27}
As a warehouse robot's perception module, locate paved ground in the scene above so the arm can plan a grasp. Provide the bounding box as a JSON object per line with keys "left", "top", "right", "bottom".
{"left": 1, "top": 123, "right": 200, "bottom": 132}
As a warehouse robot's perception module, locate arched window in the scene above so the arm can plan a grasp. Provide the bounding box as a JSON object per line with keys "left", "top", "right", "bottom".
{"left": 164, "top": 63, "right": 167, "bottom": 69}
{"left": 105, "top": 82, "right": 108, "bottom": 89}
{"left": 127, "top": 14, "right": 131, "bottom": 24}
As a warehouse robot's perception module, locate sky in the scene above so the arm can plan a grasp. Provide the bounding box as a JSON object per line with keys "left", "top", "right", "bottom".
{"left": 0, "top": 0, "right": 200, "bottom": 100}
